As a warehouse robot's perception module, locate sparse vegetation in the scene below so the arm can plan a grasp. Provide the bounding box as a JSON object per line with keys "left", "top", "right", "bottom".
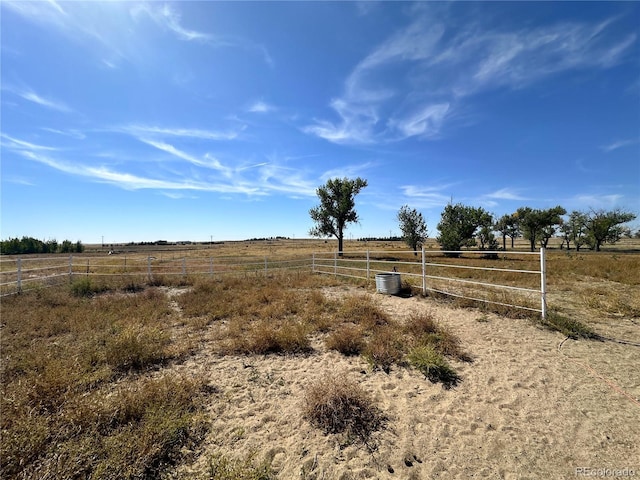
{"left": 408, "top": 345, "right": 460, "bottom": 389}
{"left": 2, "top": 239, "right": 635, "bottom": 478}
{"left": 303, "top": 374, "right": 384, "bottom": 443}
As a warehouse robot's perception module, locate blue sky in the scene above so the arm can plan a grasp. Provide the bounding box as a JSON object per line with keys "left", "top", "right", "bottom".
{"left": 1, "top": 1, "right": 639, "bottom": 244}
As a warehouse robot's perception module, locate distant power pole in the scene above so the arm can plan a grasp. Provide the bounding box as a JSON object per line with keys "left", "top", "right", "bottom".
{"left": 102, "top": 236, "right": 104, "bottom": 248}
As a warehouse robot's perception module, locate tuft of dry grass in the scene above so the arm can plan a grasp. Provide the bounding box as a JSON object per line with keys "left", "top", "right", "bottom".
{"left": 325, "top": 324, "right": 366, "bottom": 355}
{"left": 363, "top": 325, "right": 405, "bottom": 373}
{"left": 404, "top": 313, "right": 472, "bottom": 363}
{"left": 303, "top": 374, "right": 385, "bottom": 444}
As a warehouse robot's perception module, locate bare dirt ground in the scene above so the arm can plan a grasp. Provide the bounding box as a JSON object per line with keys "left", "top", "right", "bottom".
{"left": 168, "top": 286, "right": 640, "bottom": 479}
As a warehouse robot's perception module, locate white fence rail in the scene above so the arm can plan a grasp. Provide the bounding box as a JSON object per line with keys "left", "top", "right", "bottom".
{"left": 312, "top": 247, "right": 547, "bottom": 318}
{"left": 0, "top": 254, "right": 312, "bottom": 296}
{"left": 1, "top": 248, "right": 548, "bottom": 318}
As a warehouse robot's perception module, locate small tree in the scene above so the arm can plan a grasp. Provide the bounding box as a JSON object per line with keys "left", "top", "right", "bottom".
{"left": 494, "top": 214, "right": 518, "bottom": 250}
{"left": 516, "top": 206, "right": 566, "bottom": 251}
{"left": 436, "top": 204, "right": 490, "bottom": 256}
{"left": 397, "top": 205, "right": 428, "bottom": 256}
{"left": 584, "top": 208, "right": 637, "bottom": 251}
{"left": 560, "top": 211, "right": 588, "bottom": 251}
{"left": 309, "top": 177, "right": 368, "bottom": 256}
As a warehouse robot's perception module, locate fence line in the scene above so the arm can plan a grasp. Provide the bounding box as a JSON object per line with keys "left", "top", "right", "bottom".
{"left": 1, "top": 249, "right": 548, "bottom": 318}
{"left": 312, "top": 247, "right": 547, "bottom": 318}
{"left": 0, "top": 255, "right": 313, "bottom": 296}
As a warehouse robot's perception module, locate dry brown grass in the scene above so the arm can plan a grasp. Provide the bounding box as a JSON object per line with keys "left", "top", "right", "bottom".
{"left": 302, "top": 374, "right": 385, "bottom": 445}
{"left": 0, "top": 283, "right": 207, "bottom": 479}
{"left": 3, "top": 240, "right": 636, "bottom": 478}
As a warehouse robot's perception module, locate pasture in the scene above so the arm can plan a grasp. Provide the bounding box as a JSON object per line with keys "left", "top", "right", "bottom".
{"left": 1, "top": 239, "right": 639, "bottom": 479}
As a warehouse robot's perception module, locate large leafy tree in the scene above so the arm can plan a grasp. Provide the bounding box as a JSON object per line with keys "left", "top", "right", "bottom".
{"left": 436, "top": 203, "right": 491, "bottom": 256}
{"left": 516, "top": 206, "right": 566, "bottom": 251}
{"left": 309, "top": 177, "right": 368, "bottom": 256}
{"left": 397, "top": 205, "right": 428, "bottom": 256}
{"left": 584, "top": 208, "right": 636, "bottom": 251}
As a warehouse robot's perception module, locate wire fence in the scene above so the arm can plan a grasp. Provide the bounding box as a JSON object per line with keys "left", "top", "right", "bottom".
{"left": 312, "top": 248, "right": 547, "bottom": 318}
{"left": 0, "top": 254, "right": 312, "bottom": 296}
{"left": 1, "top": 248, "right": 548, "bottom": 318}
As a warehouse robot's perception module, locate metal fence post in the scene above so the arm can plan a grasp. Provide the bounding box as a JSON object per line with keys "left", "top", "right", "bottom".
{"left": 366, "top": 250, "right": 370, "bottom": 282}
{"left": 182, "top": 257, "right": 186, "bottom": 277}
{"left": 265, "top": 256, "right": 268, "bottom": 276}
{"left": 147, "top": 256, "right": 152, "bottom": 282}
{"left": 334, "top": 251, "right": 337, "bottom": 277}
{"left": 421, "top": 246, "right": 426, "bottom": 296}
{"left": 540, "top": 247, "right": 547, "bottom": 319}
{"left": 17, "top": 258, "right": 22, "bottom": 293}
{"left": 209, "top": 257, "right": 214, "bottom": 278}
{"left": 69, "top": 255, "right": 73, "bottom": 283}
{"left": 312, "top": 252, "right": 315, "bottom": 273}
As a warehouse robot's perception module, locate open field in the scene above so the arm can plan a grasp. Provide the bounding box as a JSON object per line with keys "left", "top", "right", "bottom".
{"left": 1, "top": 240, "right": 639, "bottom": 479}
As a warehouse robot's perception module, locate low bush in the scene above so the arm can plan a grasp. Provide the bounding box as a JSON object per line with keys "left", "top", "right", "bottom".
{"left": 303, "top": 374, "right": 384, "bottom": 443}
{"left": 363, "top": 326, "right": 404, "bottom": 373}
{"left": 325, "top": 324, "right": 366, "bottom": 355}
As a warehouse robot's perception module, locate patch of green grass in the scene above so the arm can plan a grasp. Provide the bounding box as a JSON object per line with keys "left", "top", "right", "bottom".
{"left": 540, "top": 311, "right": 599, "bottom": 339}
{"left": 204, "top": 452, "right": 274, "bottom": 480}
{"left": 408, "top": 345, "right": 460, "bottom": 389}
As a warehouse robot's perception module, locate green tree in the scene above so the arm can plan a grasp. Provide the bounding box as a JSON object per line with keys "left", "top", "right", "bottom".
{"left": 584, "top": 208, "right": 637, "bottom": 251}
{"left": 494, "top": 213, "right": 519, "bottom": 250}
{"left": 397, "top": 205, "right": 428, "bottom": 256}
{"left": 516, "top": 206, "right": 566, "bottom": 251}
{"left": 436, "top": 204, "right": 491, "bottom": 256}
{"left": 560, "top": 211, "right": 588, "bottom": 251}
{"left": 309, "top": 177, "right": 368, "bottom": 256}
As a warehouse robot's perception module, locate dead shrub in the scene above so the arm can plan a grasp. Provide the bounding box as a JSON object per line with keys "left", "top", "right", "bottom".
{"left": 303, "top": 374, "right": 384, "bottom": 443}
{"left": 363, "top": 325, "right": 404, "bottom": 373}
{"left": 228, "top": 320, "right": 312, "bottom": 355}
{"left": 325, "top": 324, "right": 366, "bottom": 355}
{"left": 339, "top": 295, "right": 389, "bottom": 329}
{"left": 404, "top": 312, "right": 439, "bottom": 337}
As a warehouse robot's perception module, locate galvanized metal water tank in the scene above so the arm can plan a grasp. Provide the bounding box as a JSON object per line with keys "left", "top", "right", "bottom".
{"left": 375, "top": 272, "right": 401, "bottom": 295}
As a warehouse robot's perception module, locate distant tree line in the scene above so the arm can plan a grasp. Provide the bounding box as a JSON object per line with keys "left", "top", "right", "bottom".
{"left": 307, "top": 177, "right": 637, "bottom": 255}
{"left": 0, "top": 237, "right": 85, "bottom": 255}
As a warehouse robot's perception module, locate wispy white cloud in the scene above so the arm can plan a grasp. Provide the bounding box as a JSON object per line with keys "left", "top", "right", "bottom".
{"left": 600, "top": 138, "right": 639, "bottom": 152}
{"left": 570, "top": 193, "right": 626, "bottom": 210}
{"left": 400, "top": 183, "right": 455, "bottom": 208}
{"left": 0, "top": 133, "right": 59, "bottom": 151}
{"left": 41, "top": 127, "right": 86, "bottom": 140}
{"left": 121, "top": 124, "right": 243, "bottom": 141}
{"left": 484, "top": 188, "right": 527, "bottom": 201}
{"left": 137, "top": 138, "right": 232, "bottom": 175}
{"left": 305, "top": 10, "right": 636, "bottom": 145}
{"left": 320, "top": 162, "right": 376, "bottom": 182}
{"left": 130, "top": 3, "right": 213, "bottom": 43}
{"left": 3, "top": 134, "right": 317, "bottom": 198}
{"left": 4, "top": 1, "right": 273, "bottom": 69}
{"left": 248, "top": 101, "right": 275, "bottom": 114}
{"left": 3, "top": 86, "right": 73, "bottom": 113}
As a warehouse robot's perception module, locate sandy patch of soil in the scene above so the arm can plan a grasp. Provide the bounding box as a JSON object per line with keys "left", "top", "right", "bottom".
{"left": 170, "top": 287, "right": 640, "bottom": 479}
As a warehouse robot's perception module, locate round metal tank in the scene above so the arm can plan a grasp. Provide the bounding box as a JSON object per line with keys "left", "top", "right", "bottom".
{"left": 375, "top": 272, "right": 401, "bottom": 295}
